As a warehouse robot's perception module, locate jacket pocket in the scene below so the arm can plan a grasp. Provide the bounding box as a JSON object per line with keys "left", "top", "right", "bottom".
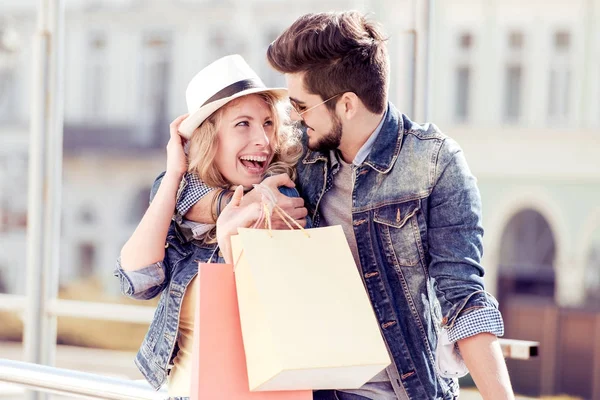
{"left": 373, "top": 199, "right": 422, "bottom": 267}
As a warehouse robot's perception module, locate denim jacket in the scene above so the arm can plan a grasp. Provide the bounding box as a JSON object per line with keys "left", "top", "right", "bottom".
{"left": 295, "top": 103, "right": 501, "bottom": 399}
{"left": 113, "top": 173, "right": 302, "bottom": 392}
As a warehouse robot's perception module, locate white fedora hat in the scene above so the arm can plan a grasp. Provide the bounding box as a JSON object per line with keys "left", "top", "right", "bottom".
{"left": 178, "top": 54, "right": 287, "bottom": 139}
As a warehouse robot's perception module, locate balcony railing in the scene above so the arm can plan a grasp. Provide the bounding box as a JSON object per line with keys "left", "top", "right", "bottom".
{"left": 0, "top": 359, "right": 167, "bottom": 400}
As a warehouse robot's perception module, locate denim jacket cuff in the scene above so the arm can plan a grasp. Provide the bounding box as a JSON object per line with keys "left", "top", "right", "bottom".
{"left": 441, "top": 289, "right": 499, "bottom": 329}
{"left": 113, "top": 257, "right": 166, "bottom": 299}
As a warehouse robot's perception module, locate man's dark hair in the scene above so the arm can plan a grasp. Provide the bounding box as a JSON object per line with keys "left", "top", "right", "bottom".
{"left": 267, "top": 11, "right": 389, "bottom": 114}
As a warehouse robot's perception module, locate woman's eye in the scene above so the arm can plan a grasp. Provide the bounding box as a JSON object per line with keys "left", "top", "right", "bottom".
{"left": 236, "top": 121, "right": 250, "bottom": 127}
{"left": 264, "top": 120, "right": 273, "bottom": 127}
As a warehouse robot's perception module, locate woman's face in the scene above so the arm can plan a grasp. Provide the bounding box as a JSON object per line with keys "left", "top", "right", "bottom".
{"left": 213, "top": 94, "right": 276, "bottom": 188}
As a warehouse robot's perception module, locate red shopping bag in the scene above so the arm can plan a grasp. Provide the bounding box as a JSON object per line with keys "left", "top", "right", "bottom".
{"left": 191, "top": 262, "right": 312, "bottom": 400}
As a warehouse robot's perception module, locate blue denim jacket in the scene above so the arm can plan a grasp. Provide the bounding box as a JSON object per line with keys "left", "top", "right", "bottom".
{"left": 295, "top": 103, "right": 500, "bottom": 399}
{"left": 113, "top": 173, "right": 302, "bottom": 391}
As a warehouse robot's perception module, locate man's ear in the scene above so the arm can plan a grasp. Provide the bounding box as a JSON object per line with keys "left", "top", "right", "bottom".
{"left": 338, "top": 92, "right": 361, "bottom": 121}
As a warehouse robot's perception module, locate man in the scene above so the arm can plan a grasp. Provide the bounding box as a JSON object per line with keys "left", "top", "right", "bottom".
{"left": 169, "top": 11, "right": 513, "bottom": 400}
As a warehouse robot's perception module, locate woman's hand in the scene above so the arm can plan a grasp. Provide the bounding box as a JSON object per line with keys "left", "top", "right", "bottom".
{"left": 217, "top": 186, "right": 262, "bottom": 264}
{"left": 166, "top": 114, "right": 190, "bottom": 179}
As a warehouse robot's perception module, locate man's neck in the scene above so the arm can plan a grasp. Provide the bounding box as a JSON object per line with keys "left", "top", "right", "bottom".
{"left": 337, "top": 111, "right": 386, "bottom": 164}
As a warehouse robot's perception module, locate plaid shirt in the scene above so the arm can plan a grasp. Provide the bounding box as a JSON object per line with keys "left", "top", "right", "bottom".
{"left": 175, "top": 173, "right": 214, "bottom": 217}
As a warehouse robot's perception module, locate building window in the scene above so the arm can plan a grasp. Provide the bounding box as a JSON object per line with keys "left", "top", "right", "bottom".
{"left": 459, "top": 32, "right": 473, "bottom": 50}
{"left": 0, "top": 268, "right": 7, "bottom": 293}
{"left": 585, "top": 231, "right": 600, "bottom": 307}
{"left": 0, "top": 153, "right": 28, "bottom": 232}
{"left": 78, "top": 243, "right": 96, "bottom": 278}
{"left": 504, "top": 31, "right": 525, "bottom": 122}
{"left": 138, "top": 31, "right": 172, "bottom": 146}
{"left": 509, "top": 31, "right": 524, "bottom": 49}
{"left": 0, "top": 68, "right": 17, "bottom": 122}
{"left": 455, "top": 66, "right": 470, "bottom": 122}
{"left": 454, "top": 32, "right": 474, "bottom": 123}
{"left": 504, "top": 66, "right": 522, "bottom": 121}
{"left": 84, "top": 32, "right": 108, "bottom": 121}
{"left": 79, "top": 206, "right": 96, "bottom": 224}
{"left": 548, "top": 31, "right": 571, "bottom": 122}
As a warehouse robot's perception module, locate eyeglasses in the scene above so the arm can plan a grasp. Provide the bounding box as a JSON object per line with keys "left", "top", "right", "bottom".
{"left": 290, "top": 93, "right": 342, "bottom": 118}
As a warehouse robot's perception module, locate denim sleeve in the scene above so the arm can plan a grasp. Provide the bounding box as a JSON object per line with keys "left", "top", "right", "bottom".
{"left": 276, "top": 186, "right": 312, "bottom": 229}
{"left": 277, "top": 185, "right": 300, "bottom": 198}
{"left": 149, "top": 171, "right": 166, "bottom": 204}
{"left": 427, "top": 138, "right": 503, "bottom": 332}
{"left": 113, "top": 257, "right": 168, "bottom": 300}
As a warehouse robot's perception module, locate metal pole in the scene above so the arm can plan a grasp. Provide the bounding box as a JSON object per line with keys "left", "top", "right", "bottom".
{"left": 423, "top": 0, "right": 435, "bottom": 121}
{"left": 24, "top": 0, "right": 51, "bottom": 369}
{"left": 41, "top": 0, "right": 65, "bottom": 370}
{"left": 412, "top": 0, "right": 435, "bottom": 122}
{"left": 24, "top": 1, "right": 64, "bottom": 399}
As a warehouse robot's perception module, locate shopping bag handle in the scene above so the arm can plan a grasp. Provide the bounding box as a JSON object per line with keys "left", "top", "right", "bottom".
{"left": 252, "top": 183, "right": 310, "bottom": 238}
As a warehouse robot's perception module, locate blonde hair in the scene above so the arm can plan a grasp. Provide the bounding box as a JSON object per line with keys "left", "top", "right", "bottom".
{"left": 187, "top": 92, "right": 303, "bottom": 189}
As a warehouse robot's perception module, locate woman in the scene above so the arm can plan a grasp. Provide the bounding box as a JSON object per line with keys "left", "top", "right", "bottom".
{"left": 115, "top": 55, "right": 303, "bottom": 398}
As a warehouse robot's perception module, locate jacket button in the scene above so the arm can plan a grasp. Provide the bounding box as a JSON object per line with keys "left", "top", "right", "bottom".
{"left": 218, "top": 250, "right": 223, "bottom": 258}
{"left": 441, "top": 317, "right": 448, "bottom": 325}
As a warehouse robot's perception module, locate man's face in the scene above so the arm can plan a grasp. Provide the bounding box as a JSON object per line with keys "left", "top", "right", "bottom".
{"left": 286, "top": 73, "right": 342, "bottom": 152}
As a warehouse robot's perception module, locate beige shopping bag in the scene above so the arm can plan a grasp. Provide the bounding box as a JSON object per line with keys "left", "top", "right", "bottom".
{"left": 230, "top": 200, "right": 391, "bottom": 392}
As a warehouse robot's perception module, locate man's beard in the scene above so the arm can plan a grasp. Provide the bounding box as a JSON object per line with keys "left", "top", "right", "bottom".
{"left": 303, "top": 113, "right": 343, "bottom": 152}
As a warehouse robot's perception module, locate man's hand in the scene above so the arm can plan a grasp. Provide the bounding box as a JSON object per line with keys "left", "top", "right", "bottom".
{"left": 184, "top": 173, "right": 308, "bottom": 227}
{"left": 239, "top": 174, "right": 308, "bottom": 229}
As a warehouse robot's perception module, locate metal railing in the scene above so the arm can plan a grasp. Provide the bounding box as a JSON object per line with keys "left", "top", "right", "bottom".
{"left": 0, "top": 294, "right": 156, "bottom": 324}
{"left": 0, "top": 337, "right": 538, "bottom": 400}
{"left": 0, "top": 359, "right": 167, "bottom": 400}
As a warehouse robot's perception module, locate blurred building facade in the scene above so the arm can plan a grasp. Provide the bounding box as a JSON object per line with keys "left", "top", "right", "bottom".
{"left": 0, "top": 1, "right": 600, "bottom": 393}
{"left": 1, "top": 0, "right": 599, "bottom": 306}
{"left": 429, "top": 0, "right": 600, "bottom": 313}
{"left": 1, "top": 0, "right": 600, "bottom": 397}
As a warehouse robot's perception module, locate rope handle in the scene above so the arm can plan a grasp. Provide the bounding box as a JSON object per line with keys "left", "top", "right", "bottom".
{"left": 252, "top": 183, "right": 310, "bottom": 238}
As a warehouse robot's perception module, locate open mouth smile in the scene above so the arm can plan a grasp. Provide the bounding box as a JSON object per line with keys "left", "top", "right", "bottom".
{"left": 239, "top": 155, "right": 268, "bottom": 174}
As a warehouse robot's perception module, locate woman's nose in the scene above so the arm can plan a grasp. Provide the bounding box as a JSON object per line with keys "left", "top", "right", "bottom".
{"left": 252, "top": 125, "right": 270, "bottom": 147}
